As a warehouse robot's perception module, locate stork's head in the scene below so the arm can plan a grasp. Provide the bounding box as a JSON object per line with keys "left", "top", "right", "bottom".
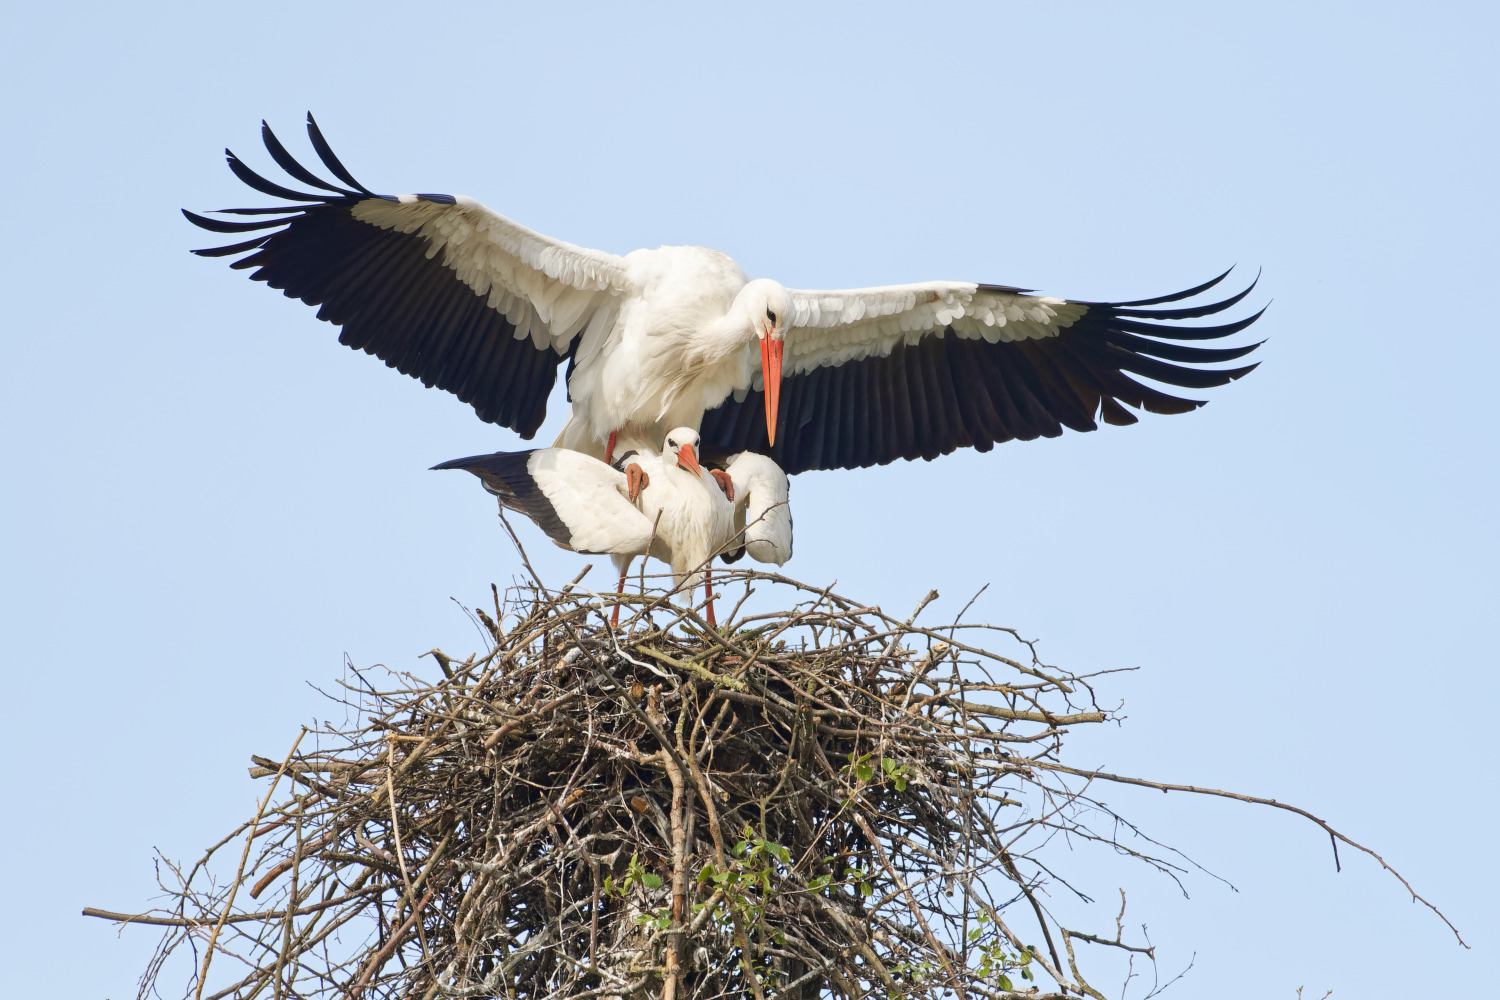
{"left": 663, "top": 427, "right": 703, "bottom": 478}
{"left": 736, "top": 279, "right": 792, "bottom": 447}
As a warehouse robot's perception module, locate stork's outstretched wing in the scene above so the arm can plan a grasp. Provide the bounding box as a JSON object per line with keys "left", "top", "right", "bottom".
{"left": 699, "top": 270, "right": 1264, "bottom": 473}
{"left": 185, "top": 115, "right": 628, "bottom": 437}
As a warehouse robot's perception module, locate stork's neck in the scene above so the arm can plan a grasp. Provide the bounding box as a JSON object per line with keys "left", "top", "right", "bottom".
{"left": 698, "top": 308, "right": 758, "bottom": 364}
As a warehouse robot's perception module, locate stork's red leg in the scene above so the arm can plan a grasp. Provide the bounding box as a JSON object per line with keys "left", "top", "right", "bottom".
{"left": 604, "top": 430, "right": 618, "bottom": 466}
{"left": 709, "top": 469, "right": 734, "bottom": 501}
{"left": 704, "top": 566, "right": 717, "bottom": 629}
{"left": 611, "top": 564, "right": 629, "bottom": 627}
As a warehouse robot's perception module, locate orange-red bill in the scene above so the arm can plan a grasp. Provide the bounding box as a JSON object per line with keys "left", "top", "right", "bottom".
{"left": 761, "top": 337, "right": 783, "bottom": 447}
{"left": 676, "top": 443, "right": 703, "bottom": 478}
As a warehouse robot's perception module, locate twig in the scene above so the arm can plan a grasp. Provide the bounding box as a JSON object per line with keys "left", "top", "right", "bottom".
{"left": 194, "top": 727, "right": 307, "bottom": 1000}
{"left": 1033, "top": 761, "right": 1468, "bottom": 947}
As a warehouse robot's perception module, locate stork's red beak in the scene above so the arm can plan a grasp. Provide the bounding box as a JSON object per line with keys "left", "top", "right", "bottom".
{"left": 676, "top": 442, "right": 703, "bottom": 478}
{"left": 760, "top": 337, "right": 783, "bottom": 447}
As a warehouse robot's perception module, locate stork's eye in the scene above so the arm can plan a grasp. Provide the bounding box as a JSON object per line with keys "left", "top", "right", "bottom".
{"left": 766, "top": 308, "right": 777, "bottom": 323}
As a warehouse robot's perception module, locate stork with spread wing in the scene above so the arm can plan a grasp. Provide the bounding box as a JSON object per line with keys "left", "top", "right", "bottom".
{"left": 186, "top": 115, "right": 1264, "bottom": 478}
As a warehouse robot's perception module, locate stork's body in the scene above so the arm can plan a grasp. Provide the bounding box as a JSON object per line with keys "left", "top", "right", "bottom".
{"left": 614, "top": 429, "right": 734, "bottom": 600}
{"left": 557, "top": 248, "right": 762, "bottom": 458}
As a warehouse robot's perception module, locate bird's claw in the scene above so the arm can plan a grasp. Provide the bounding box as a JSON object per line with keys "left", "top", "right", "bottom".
{"left": 626, "top": 463, "right": 650, "bottom": 503}
{"left": 710, "top": 469, "right": 734, "bottom": 501}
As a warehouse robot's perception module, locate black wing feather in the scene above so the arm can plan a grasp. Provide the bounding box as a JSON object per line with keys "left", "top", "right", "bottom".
{"left": 183, "top": 208, "right": 295, "bottom": 234}
{"left": 261, "top": 120, "right": 358, "bottom": 196}
{"left": 1110, "top": 266, "right": 1233, "bottom": 307}
{"left": 1108, "top": 272, "right": 1258, "bottom": 319}
{"left": 190, "top": 234, "right": 273, "bottom": 257}
{"left": 305, "top": 113, "right": 374, "bottom": 195}
{"left": 226, "top": 150, "right": 330, "bottom": 204}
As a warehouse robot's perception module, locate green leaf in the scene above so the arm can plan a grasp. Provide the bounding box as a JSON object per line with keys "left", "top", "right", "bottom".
{"left": 968, "top": 928, "right": 983, "bottom": 941}
{"left": 859, "top": 881, "right": 873, "bottom": 896}
{"left": 855, "top": 763, "right": 874, "bottom": 783}
{"left": 808, "top": 874, "right": 831, "bottom": 890}
{"left": 882, "top": 757, "right": 898, "bottom": 775}
{"left": 997, "top": 974, "right": 1013, "bottom": 991}
{"left": 697, "top": 864, "right": 716, "bottom": 883}
{"left": 733, "top": 840, "right": 749, "bottom": 857}
{"left": 642, "top": 873, "right": 663, "bottom": 889}
{"left": 895, "top": 777, "right": 907, "bottom": 791}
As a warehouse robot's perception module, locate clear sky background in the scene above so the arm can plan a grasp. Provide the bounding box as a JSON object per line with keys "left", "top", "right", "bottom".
{"left": 3, "top": 2, "right": 1496, "bottom": 996}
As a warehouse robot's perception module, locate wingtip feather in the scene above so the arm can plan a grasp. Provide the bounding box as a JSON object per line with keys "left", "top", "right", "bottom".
{"left": 305, "top": 112, "right": 373, "bottom": 195}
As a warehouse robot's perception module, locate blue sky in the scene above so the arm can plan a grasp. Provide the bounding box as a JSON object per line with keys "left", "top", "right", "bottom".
{"left": 3, "top": 2, "right": 1496, "bottom": 996}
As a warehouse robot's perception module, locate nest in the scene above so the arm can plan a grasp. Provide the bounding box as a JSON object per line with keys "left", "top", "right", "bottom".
{"left": 91, "top": 566, "right": 1452, "bottom": 1000}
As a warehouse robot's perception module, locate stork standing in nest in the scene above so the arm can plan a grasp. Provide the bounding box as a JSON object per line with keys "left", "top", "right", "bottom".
{"left": 435, "top": 429, "right": 739, "bottom": 626}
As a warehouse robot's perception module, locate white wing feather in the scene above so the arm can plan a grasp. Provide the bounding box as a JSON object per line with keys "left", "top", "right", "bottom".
{"left": 529, "top": 450, "right": 654, "bottom": 555}
{"left": 783, "top": 282, "right": 1088, "bottom": 377}
{"left": 351, "top": 197, "right": 630, "bottom": 353}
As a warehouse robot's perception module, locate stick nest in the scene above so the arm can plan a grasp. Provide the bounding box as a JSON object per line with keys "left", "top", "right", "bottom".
{"left": 103, "top": 572, "right": 1207, "bottom": 1000}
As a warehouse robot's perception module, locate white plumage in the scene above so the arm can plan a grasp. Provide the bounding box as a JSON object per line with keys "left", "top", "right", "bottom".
{"left": 722, "top": 452, "right": 793, "bottom": 567}
{"left": 617, "top": 428, "right": 735, "bottom": 595}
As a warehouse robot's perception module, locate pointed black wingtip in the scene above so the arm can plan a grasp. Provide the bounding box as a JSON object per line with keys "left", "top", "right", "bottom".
{"left": 431, "top": 454, "right": 497, "bottom": 473}
{"left": 1228, "top": 265, "right": 1265, "bottom": 302}
{"left": 1111, "top": 266, "right": 1237, "bottom": 308}
{"left": 305, "top": 112, "right": 373, "bottom": 195}
{"left": 1242, "top": 302, "right": 1271, "bottom": 326}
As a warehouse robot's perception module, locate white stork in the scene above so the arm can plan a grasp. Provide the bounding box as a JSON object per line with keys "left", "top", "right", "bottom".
{"left": 433, "top": 428, "right": 735, "bottom": 626}
{"left": 720, "top": 451, "right": 793, "bottom": 568}
{"left": 187, "top": 115, "right": 1265, "bottom": 477}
